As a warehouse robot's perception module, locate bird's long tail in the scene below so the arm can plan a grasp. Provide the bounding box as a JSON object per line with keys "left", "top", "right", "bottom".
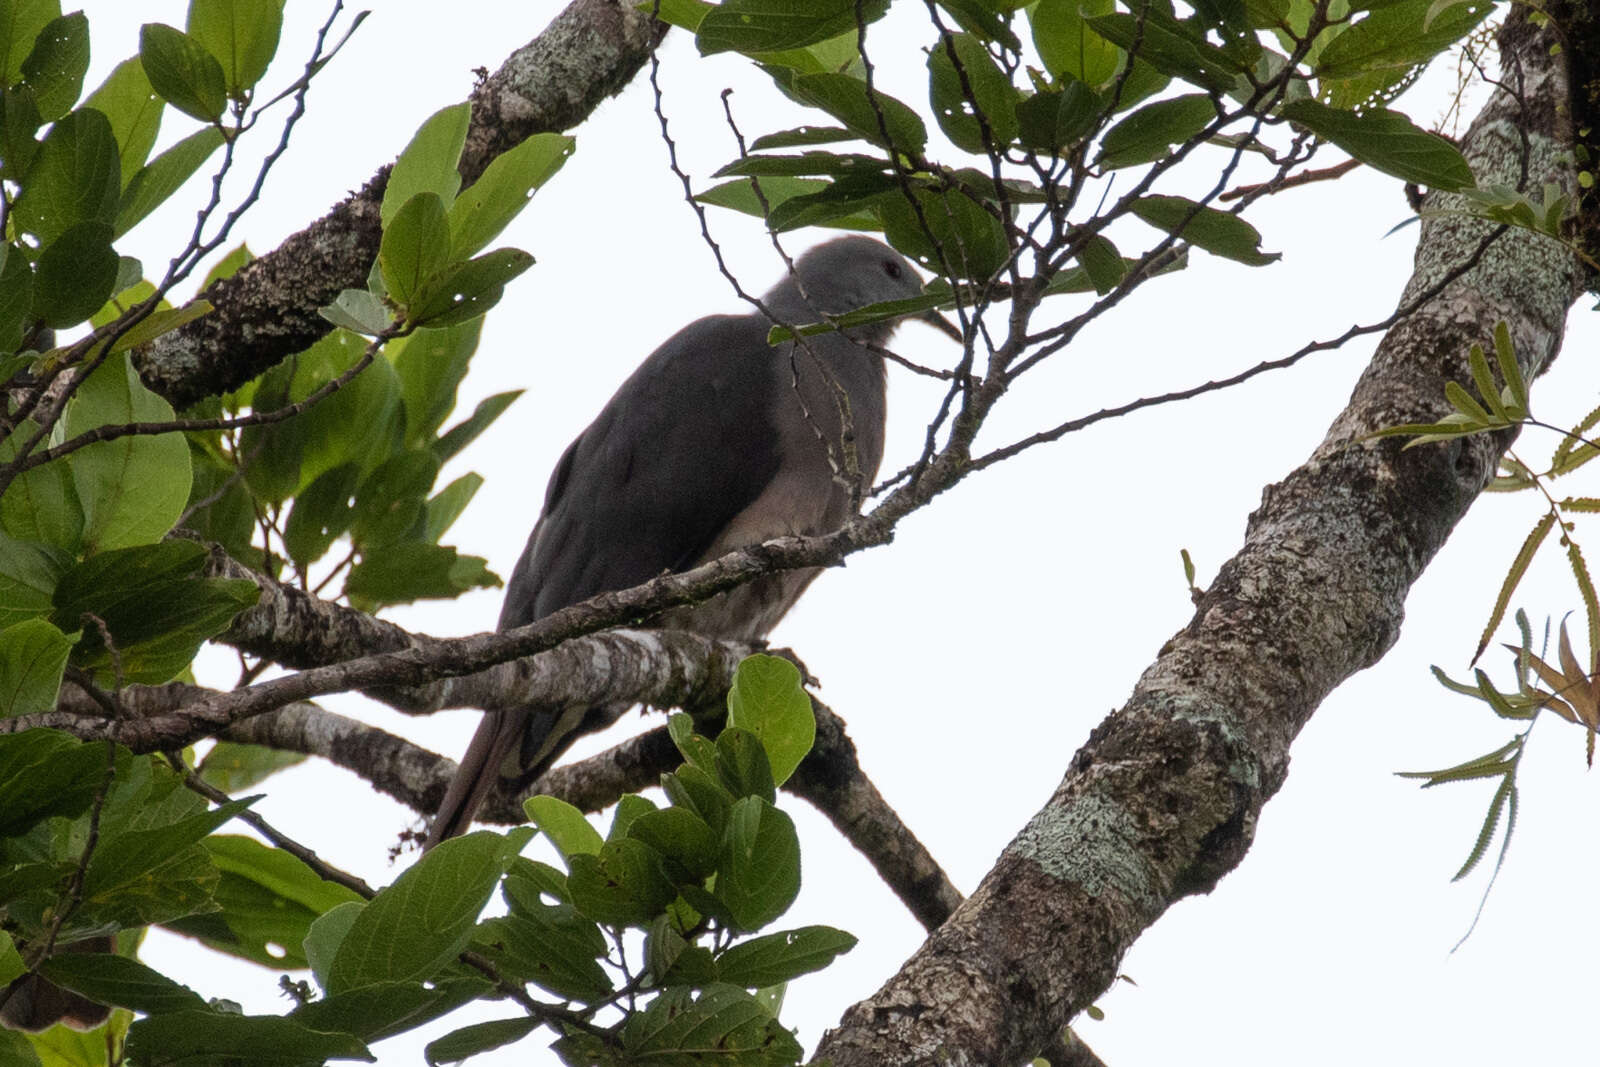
{"left": 424, "top": 708, "right": 527, "bottom": 850}
{"left": 424, "top": 703, "right": 616, "bottom": 849}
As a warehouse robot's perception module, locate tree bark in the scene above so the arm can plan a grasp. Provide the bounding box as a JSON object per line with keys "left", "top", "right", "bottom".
{"left": 813, "top": 10, "right": 1586, "bottom": 1065}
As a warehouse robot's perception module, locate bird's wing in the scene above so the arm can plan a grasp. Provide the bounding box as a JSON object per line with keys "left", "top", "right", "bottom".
{"left": 499, "top": 312, "right": 785, "bottom": 629}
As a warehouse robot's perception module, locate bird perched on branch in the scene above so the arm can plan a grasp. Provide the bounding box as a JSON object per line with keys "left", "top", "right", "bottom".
{"left": 424, "top": 235, "right": 956, "bottom": 848}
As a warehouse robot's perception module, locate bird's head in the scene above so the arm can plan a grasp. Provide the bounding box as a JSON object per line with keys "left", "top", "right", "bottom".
{"left": 767, "top": 236, "right": 962, "bottom": 342}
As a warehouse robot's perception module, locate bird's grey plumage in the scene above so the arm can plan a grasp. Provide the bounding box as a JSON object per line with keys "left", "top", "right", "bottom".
{"left": 424, "top": 236, "right": 933, "bottom": 848}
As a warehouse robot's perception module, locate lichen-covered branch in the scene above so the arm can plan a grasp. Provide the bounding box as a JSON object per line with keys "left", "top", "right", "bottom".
{"left": 134, "top": 0, "right": 668, "bottom": 409}
{"left": 813, "top": 11, "right": 1583, "bottom": 1065}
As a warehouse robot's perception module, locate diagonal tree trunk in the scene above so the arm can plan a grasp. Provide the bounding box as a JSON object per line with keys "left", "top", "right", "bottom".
{"left": 813, "top": 9, "right": 1588, "bottom": 1064}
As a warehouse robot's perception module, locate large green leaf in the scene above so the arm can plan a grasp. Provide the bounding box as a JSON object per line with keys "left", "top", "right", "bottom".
{"left": 1098, "top": 92, "right": 1217, "bottom": 168}
{"left": 50, "top": 540, "right": 259, "bottom": 684}
{"left": 0, "top": 729, "right": 104, "bottom": 835}
{"left": 125, "top": 1012, "right": 373, "bottom": 1066}
{"left": 1282, "top": 99, "right": 1473, "bottom": 190}
{"left": 116, "top": 126, "right": 226, "bottom": 238}
{"left": 725, "top": 654, "right": 814, "bottom": 787}
{"left": 10, "top": 106, "right": 120, "bottom": 245}
{"left": 382, "top": 103, "right": 469, "bottom": 226}
{"left": 927, "top": 31, "right": 1020, "bottom": 153}
{"left": 447, "top": 133, "right": 574, "bottom": 261}
{"left": 714, "top": 925, "right": 857, "bottom": 987}
{"left": 1130, "top": 194, "right": 1280, "bottom": 264}
{"left": 63, "top": 352, "right": 191, "bottom": 553}
{"left": 767, "top": 68, "right": 927, "bottom": 155}
{"left": 0, "top": 419, "right": 83, "bottom": 550}
{"left": 0, "top": 0, "right": 60, "bottom": 86}
{"left": 20, "top": 11, "right": 88, "bottom": 121}
{"left": 0, "top": 616, "right": 72, "bottom": 717}
{"left": 716, "top": 797, "right": 801, "bottom": 932}
{"left": 186, "top": 0, "right": 284, "bottom": 97}
{"left": 83, "top": 57, "right": 164, "bottom": 187}
{"left": 324, "top": 830, "right": 525, "bottom": 994}
{"left": 696, "top": 0, "right": 889, "bottom": 55}
{"left": 139, "top": 22, "right": 226, "bottom": 123}
{"left": 0, "top": 533, "right": 65, "bottom": 627}
{"left": 34, "top": 220, "right": 118, "bottom": 327}
{"left": 1031, "top": 0, "right": 1119, "bottom": 85}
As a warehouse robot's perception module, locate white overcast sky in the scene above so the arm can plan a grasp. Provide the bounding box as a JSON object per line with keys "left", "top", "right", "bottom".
{"left": 63, "top": 2, "right": 1600, "bottom": 1064}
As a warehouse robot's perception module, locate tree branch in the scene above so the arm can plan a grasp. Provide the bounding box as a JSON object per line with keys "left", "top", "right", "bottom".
{"left": 133, "top": 0, "right": 669, "bottom": 409}
{"left": 813, "top": 10, "right": 1583, "bottom": 1064}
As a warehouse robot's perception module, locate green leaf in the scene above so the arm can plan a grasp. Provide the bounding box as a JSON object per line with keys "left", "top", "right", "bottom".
{"left": 166, "top": 831, "right": 366, "bottom": 979}
{"left": 627, "top": 806, "right": 719, "bottom": 881}
{"left": 767, "top": 68, "right": 927, "bottom": 154}
{"left": 304, "top": 900, "right": 363, "bottom": 989}
{"left": 697, "top": 0, "right": 888, "bottom": 55}
{"left": 1098, "top": 92, "right": 1216, "bottom": 168}
{"left": 408, "top": 247, "right": 534, "bottom": 327}
{"left": 195, "top": 741, "right": 306, "bottom": 793}
{"left": 38, "top": 954, "right": 207, "bottom": 1015}
{"left": 423, "top": 472, "right": 483, "bottom": 543}
{"left": 284, "top": 462, "right": 359, "bottom": 567}
{"left": 697, "top": 172, "right": 884, "bottom": 232}
{"left": 1031, "top": 0, "right": 1119, "bottom": 85}
{"left": 51, "top": 540, "right": 258, "bottom": 684}
{"left": 475, "top": 904, "right": 613, "bottom": 1002}
{"left": 0, "top": 617, "right": 72, "bottom": 717}
{"left": 84, "top": 57, "right": 164, "bottom": 187}
{"left": 0, "top": 533, "right": 66, "bottom": 627}
{"left": 64, "top": 352, "right": 192, "bottom": 553}
{"left": 425, "top": 1017, "right": 539, "bottom": 1065}
{"left": 344, "top": 542, "right": 498, "bottom": 608}
{"left": 431, "top": 389, "right": 521, "bottom": 463}
{"left": 326, "top": 830, "right": 525, "bottom": 994}
{"left": 115, "top": 126, "right": 226, "bottom": 238}
{"left": 725, "top": 654, "right": 814, "bottom": 787}
{"left": 186, "top": 0, "right": 284, "bottom": 97}
{"left": 0, "top": 729, "right": 104, "bottom": 834}
{"left": 10, "top": 106, "right": 120, "bottom": 245}
{"left": 1316, "top": 0, "right": 1492, "bottom": 81}
{"left": 34, "top": 220, "right": 119, "bottom": 327}
{"left": 1130, "top": 194, "right": 1279, "bottom": 264}
{"left": 661, "top": 764, "right": 734, "bottom": 841}
{"left": 0, "top": 0, "right": 60, "bottom": 85}
{"left": 318, "top": 287, "right": 391, "bottom": 335}
{"left": 0, "top": 244, "right": 35, "bottom": 351}
{"left": 139, "top": 22, "right": 227, "bottom": 123}
{"left": 291, "top": 979, "right": 490, "bottom": 1044}
{"left": 82, "top": 794, "right": 255, "bottom": 909}
{"left": 927, "top": 31, "right": 1020, "bottom": 153}
{"left": 0, "top": 420, "right": 83, "bottom": 551}
{"left": 617, "top": 984, "right": 802, "bottom": 1061}
{"left": 715, "top": 925, "right": 857, "bottom": 987}
{"left": 20, "top": 11, "right": 88, "bottom": 121}
{"left": 390, "top": 318, "right": 484, "bottom": 448}
{"left": 1281, "top": 99, "right": 1473, "bottom": 190}
{"left": 382, "top": 103, "right": 469, "bottom": 226}
{"left": 878, "top": 185, "right": 1009, "bottom": 280}
{"left": 525, "top": 794, "right": 603, "bottom": 863}
{"left": 667, "top": 712, "right": 721, "bottom": 772}
{"left": 716, "top": 728, "right": 777, "bottom": 803}
{"left": 748, "top": 124, "right": 856, "bottom": 150}
{"left": 1016, "top": 82, "right": 1104, "bottom": 153}
{"left": 1076, "top": 233, "right": 1127, "bottom": 294}
{"left": 717, "top": 797, "right": 801, "bottom": 932}
{"left": 566, "top": 838, "right": 678, "bottom": 928}
{"left": 380, "top": 192, "right": 452, "bottom": 308}
{"left": 125, "top": 1011, "right": 374, "bottom": 1066}
{"left": 447, "top": 133, "right": 574, "bottom": 261}
{"left": 1085, "top": 8, "right": 1244, "bottom": 91}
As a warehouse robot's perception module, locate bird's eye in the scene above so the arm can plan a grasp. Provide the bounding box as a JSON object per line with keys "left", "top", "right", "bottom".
{"left": 883, "top": 258, "right": 902, "bottom": 279}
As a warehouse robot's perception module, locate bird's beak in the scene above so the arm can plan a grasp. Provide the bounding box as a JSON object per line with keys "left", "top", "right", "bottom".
{"left": 918, "top": 307, "right": 963, "bottom": 342}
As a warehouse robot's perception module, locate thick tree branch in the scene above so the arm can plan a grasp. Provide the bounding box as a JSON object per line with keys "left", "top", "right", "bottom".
{"left": 813, "top": 11, "right": 1583, "bottom": 1065}
{"left": 134, "top": 0, "right": 668, "bottom": 409}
